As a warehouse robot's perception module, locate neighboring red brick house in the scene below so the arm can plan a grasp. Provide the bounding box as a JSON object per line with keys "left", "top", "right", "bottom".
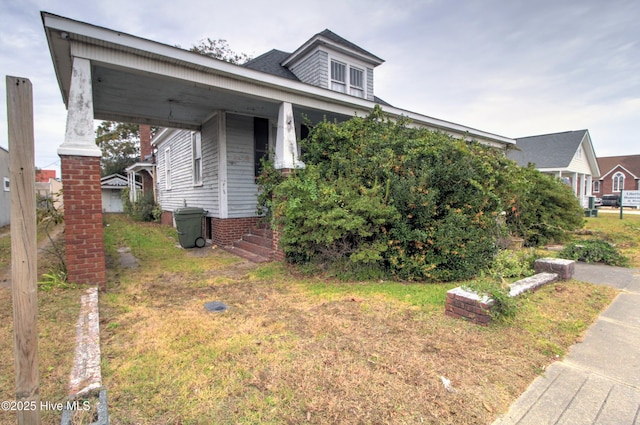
{"left": 594, "top": 155, "right": 640, "bottom": 195}
{"left": 35, "top": 169, "right": 56, "bottom": 183}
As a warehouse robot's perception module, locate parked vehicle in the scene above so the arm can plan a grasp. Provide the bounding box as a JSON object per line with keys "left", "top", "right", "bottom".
{"left": 600, "top": 194, "right": 621, "bottom": 207}
{"left": 594, "top": 197, "right": 603, "bottom": 207}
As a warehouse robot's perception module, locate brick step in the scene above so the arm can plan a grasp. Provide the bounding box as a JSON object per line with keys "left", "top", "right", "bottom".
{"left": 242, "top": 233, "right": 272, "bottom": 248}
{"left": 233, "top": 240, "right": 274, "bottom": 258}
{"left": 249, "top": 227, "right": 272, "bottom": 239}
{"left": 222, "top": 245, "right": 271, "bottom": 263}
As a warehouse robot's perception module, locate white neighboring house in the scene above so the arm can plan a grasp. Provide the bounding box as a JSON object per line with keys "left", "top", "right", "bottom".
{"left": 507, "top": 130, "right": 600, "bottom": 208}
{"left": 0, "top": 146, "right": 9, "bottom": 227}
{"left": 101, "top": 174, "right": 140, "bottom": 213}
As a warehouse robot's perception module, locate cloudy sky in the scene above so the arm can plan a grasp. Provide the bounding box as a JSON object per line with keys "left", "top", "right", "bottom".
{"left": 1, "top": 0, "right": 638, "bottom": 175}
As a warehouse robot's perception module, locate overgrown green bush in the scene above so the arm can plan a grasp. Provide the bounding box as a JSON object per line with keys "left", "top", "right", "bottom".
{"left": 505, "top": 165, "right": 584, "bottom": 246}
{"left": 560, "top": 240, "right": 629, "bottom": 266}
{"left": 122, "top": 189, "right": 162, "bottom": 222}
{"left": 258, "top": 106, "right": 586, "bottom": 281}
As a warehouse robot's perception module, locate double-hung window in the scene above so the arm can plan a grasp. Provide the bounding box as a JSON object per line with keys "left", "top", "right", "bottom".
{"left": 331, "top": 60, "right": 346, "bottom": 93}
{"left": 192, "top": 132, "right": 202, "bottom": 185}
{"left": 593, "top": 180, "right": 600, "bottom": 193}
{"left": 349, "top": 67, "right": 364, "bottom": 97}
{"left": 330, "top": 60, "right": 365, "bottom": 98}
{"left": 3, "top": 177, "right": 9, "bottom": 192}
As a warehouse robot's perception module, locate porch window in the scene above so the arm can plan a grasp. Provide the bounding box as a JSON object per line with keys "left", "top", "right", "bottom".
{"left": 164, "top": 147, "right": 172, "bottom": 190}
{"left": 613, "top": 172, "right": 624, "bottom": 192}
{"left": 593, "top": 180, "right": 600, "bottom": 193}
{"left": 331, "top": 60, "right": 346, "bottom": 93}
{"left": 3, "top": 177, "right": 8, "bottom": 191}
{"left": 350, "top": 67, "right": 364, "bottom": 98}
{"left": 192, "top": 132, "right": 202, "bottom": 186}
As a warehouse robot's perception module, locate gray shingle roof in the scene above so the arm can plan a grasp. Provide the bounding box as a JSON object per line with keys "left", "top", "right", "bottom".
{"left": 243, "top": 49, "right": 299, "bottom": 80}
{"left": 315, "top": 29, "right": 384, "bottom": 64}
{"left": 508, "top": 130, "right": 588, "bottom": 168}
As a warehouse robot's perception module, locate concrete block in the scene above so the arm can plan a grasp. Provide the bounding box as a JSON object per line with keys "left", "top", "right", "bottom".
{"left": 509, "top": 272, "right": 559, "bottom": 297}
{"left": 534, "top": 257, "right": 575, "bottom": 280}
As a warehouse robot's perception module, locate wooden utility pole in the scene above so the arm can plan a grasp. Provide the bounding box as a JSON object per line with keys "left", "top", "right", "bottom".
{"left": 7, "top": 76, "right": 41, "bottom": 424}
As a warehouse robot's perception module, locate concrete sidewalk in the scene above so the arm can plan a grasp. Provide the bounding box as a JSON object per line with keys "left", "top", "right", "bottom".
{"left": 493, "top": 262, "right": 640, "bottom": 425}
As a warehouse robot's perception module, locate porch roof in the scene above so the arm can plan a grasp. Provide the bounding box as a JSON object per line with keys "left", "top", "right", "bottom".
{"left": 42, "top": 12, "right": 515, "bottom": 147}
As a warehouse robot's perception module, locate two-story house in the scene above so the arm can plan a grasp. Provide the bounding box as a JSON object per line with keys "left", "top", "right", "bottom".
{"left": 42, "top": 13, "right": 515, "bottom": 262}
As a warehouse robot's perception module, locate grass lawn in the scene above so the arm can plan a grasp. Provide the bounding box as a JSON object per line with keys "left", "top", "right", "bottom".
{"left": 583, "top": 211, "right": 640, "bottom": 267}
{"left": 96, "top": 215, "right": 617, "bottom": 424}
{"left": 0, "top": 213, "right": 632, "bottom": 424}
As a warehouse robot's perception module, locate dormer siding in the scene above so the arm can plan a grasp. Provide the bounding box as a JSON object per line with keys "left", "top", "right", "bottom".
{"left": 289, "top": 49, "right": 328, "bottom": 89}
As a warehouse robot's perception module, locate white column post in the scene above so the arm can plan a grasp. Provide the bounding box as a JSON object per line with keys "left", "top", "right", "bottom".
{"left": 58, "top": 57, "right": 101, "bottom": 158}
{"left": 217, "top": 112, "right": 228, "bottom": 219}
{"left": 274, "top": 102, "right": 304, "bottom": 170}
{"left": 580, "top": 173, "right": 587, "bottom": 207}
{"left": 572, "top": 172, "right": 578, "bottom": 197}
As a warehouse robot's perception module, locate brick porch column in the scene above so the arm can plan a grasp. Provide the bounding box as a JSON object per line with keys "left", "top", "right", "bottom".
{"left": 58, "top": 57, "right": 106, "bottom": 290}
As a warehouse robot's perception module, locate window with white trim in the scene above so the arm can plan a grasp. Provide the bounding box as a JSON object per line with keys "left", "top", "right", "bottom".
{"left": 164, "top": 147, "right": 172, "bottom": 190}
{"left": 192, "top": 132, "right": 202, "bottom": 185}
{"left": 613, "top": 172, "right": 624, "bottom": 192}
{"left": 331, "top": 60, "right": 346, "bottom": 93}
{"left": 330, "top": 60, "right": 366, "bottom": 98}
{"left": 3, "top": 177, "right": 8, "bottom": 192}
{"left": 593, "top": 180, "right": 600, "bottom": 193}
{"left": 349, "top": 67, "right": 364, "bottom": 97}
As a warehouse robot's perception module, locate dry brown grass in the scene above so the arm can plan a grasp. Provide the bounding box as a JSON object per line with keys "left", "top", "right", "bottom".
{"left": 0, "top": 238, "right": 84, "bottom": 425}
{"left": 0, "top": 215, "right": 621, "bottom": 425}
{"left": 98, "top": 238, "right": 616, "bottom": 425}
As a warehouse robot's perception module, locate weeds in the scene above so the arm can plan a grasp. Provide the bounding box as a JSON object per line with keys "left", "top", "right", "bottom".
{"left": 560, "top": 239, "right": 629, "bottom": 267}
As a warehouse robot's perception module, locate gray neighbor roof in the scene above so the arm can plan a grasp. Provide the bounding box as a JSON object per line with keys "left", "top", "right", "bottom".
{"left": 242, "top": 30, "right": 392, "bottom": 106}
{"left": 508, "top": 130, "right": 588, "bottom": 169}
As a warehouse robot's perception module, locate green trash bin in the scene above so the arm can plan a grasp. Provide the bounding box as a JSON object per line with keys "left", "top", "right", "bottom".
{"left": 174, "top": 207, "right": 206, "bottom": 248}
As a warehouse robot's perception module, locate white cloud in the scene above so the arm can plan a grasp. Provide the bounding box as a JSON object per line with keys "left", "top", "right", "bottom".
{"left": 0, "top": 0, "right": 638, "bottom": 174}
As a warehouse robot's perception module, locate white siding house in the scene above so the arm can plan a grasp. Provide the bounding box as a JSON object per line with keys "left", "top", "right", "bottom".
{"left": 42, "top": 13, "right": 516, "bottom": 256}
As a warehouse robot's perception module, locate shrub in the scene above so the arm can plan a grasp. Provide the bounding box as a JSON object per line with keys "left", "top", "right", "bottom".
{"left": 486, "top": 249, "right": 536, "bottom": 280}
{"left": 262, "top": 107, "right": 510, "bottom": 281}
{"left": 505, "top": 165, "right": 584, "bottom": 246}
{"left": 123, "top": 189, "right": 162, "bottom": 222}
{"left": 259, "top": 106, "right": 587, "bottom": 281}
{"left": 560, "top": 240, "right": 629, "bottom": 266}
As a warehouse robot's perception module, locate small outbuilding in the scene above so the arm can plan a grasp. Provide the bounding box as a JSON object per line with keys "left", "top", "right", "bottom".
{"left": 101, "top": 174, "right": 140, "bottom": 213}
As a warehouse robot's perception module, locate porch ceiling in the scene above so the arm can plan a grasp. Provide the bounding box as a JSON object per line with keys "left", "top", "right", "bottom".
{"left": 91, "top": 64, "right": 282, "bottom": 130}
{"left": 92, "top": 63, "right": 350, "bottom": 131}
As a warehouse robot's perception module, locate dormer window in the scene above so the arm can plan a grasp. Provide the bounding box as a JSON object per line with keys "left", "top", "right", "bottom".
{"left": 331, "top": 60, "right": 346, "bottom": 93}
{"left": 350, "top": 67, "right": 364, "bottom": 97}
{"left": 330, "top": 60, "right": 365, "bottom": 98}
{"left": 282, "top": 30, "right": 384, "bottom": 101}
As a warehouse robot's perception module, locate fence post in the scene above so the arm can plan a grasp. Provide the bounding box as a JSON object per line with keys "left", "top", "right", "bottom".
{"left": 7, "top": 76, "right": 41, "bottom": 424}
